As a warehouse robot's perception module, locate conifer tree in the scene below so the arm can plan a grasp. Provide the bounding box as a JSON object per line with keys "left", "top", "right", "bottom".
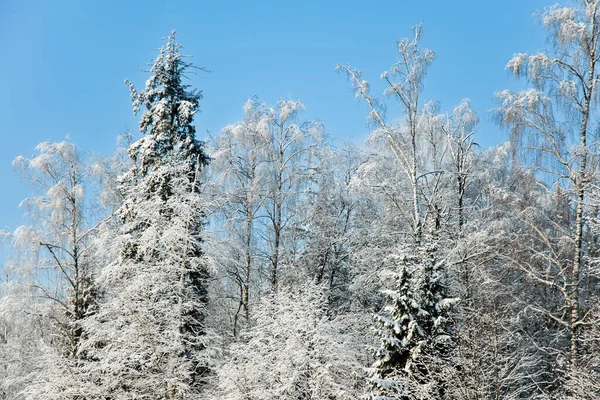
{"left": 79, "top": 31, "right": 211, "bottom": 399}
{"left": 369, "top": 241, "right": 457, "bottom": 400}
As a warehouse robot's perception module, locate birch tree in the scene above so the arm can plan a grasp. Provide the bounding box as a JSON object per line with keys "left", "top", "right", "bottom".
{"left": 496, "top": 1, "right": 600, "bottom": 391}
{"left": 338, "top": 23, "right": 437, "bottom": 241}
{"left": 0, "top": 141, "right": 102, "bottom": 399}
{"left": 209, "top": 98, "right": 271, "bottom": 337}
{"left": 9, "top": 141, "right": 98, "bottom": 359}
{"left": 262, "top": 100, "right": 323, "bottom": 289}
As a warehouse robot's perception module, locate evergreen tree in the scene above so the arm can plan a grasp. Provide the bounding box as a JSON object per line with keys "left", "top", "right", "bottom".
{"left": 369, "top": 241, "right": 457, "bottom": 400}
{"left": 79, "top": 31, "right": 211, "bottom": 399}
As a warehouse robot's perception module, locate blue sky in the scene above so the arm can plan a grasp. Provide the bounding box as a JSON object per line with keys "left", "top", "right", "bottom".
{"left": 0, "top": 0, "right": 555, "bottom": 239}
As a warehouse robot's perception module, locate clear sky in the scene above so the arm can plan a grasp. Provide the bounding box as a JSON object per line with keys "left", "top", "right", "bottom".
{"left": 0, "top": 0, "right": 556, "bottom": 239}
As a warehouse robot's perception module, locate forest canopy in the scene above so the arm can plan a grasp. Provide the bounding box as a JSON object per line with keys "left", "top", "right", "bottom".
{"left": 1, "top": 1, "right": 600, "bottom": 399}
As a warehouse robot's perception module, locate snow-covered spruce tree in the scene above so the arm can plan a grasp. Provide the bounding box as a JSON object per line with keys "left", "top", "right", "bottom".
{"left": 78, "top": 31, "right": 211, "bottom": 399}
{"left": 217, "top": 281, "right": 368, "bottom": 400}
{"left": 369, "top": 241, "right": 457, "bottom": 400}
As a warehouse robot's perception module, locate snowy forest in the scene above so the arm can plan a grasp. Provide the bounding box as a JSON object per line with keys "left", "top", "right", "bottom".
{"left": 1, "top": 1, "right": 600, "bottom": 399}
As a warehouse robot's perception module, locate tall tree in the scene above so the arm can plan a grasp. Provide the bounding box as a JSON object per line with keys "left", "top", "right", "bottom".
{"left": 338, "top": 23, "right": 437, "bottom": 242}
{"left": 496, "top": 0, "right": 600, "bottom": 392}
{"left": 261, "top": 100, "right": 323, "bottom": 289}
{"left": 79, "top": 31, "right": 211, "bottom": 399}
{"left": 338, "top": 25, "right": 466, "bottom": 399}
{"left": 10, "top": 141, "right": 98, "bottom": 359}
{"left": 209, "top": 98, "right": 271, "bottom": 338}
{"left": 0, "top": 141, "right": 101, "bottom": 399}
